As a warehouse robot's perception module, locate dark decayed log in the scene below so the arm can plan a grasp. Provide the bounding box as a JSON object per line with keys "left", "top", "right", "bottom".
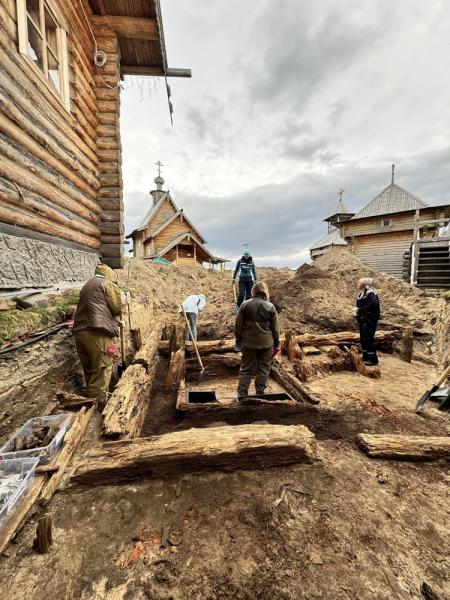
{"left": 102, "top": 325, "right": 163, "bottom": 438}
{"left": 356, "top": 434, "right": 450, "bottom": 460}
{"left": 72, "top": 424, "right": 317, "bottom": 484}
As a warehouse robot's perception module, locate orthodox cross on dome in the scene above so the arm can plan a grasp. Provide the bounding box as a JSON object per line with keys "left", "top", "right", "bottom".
{"left": 155, "top": 160, "right": 164, "bottom": 178}
{"left": 391, "top": 163, "right": 395, "bottom": 185}
{"left": 338, "top": 188, "right": 345, "bottom": 202}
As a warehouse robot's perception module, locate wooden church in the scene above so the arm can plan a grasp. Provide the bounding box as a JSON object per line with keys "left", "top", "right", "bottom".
{"left": 127, "top": 169, "right": 228, "bottom": 269}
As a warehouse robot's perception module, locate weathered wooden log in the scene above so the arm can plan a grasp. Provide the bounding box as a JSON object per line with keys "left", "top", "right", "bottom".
{"left": 271, "top": 357, "right": 320, "bottom": 405}
{"left": 356, "top": 434, "right": 450, "bottom": 460}
{"left": 165, "top": 320, "right": 186, "bottom": 391}
{"left": 284, "top": 330, "right": 304, "bottom": 362}
{"left": 412, "top": 353, "right": 437, "bottom": 366}
{"left": 72, "top": 424, "right": 317, "bottom": 484}
{"left": 55, "top": 391, "right": 95, "bottom": 410}
{"left": 102, "top": 325, "right": 163, "bottom": 438}
{"left": 295, "top": 330, "right": 400, "bottom": 347}
{"left": 345, "top": 346, "right": 381, "bottom": 379}
{"left": 159, "top": 338, "right": 235, "bottom": 356}
{"left": 40, "top": 406, "right": 94, "bottom": 505}
{"left": 186, "top": 352, "right": 241, "bottom": 371}
{"left": 398, "top": 327, "right": 413, "bottom": 363}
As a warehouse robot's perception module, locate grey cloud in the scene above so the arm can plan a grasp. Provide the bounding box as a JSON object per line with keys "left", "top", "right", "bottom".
{"left": 240, "top": 0, "right": 393, "bottom": 109}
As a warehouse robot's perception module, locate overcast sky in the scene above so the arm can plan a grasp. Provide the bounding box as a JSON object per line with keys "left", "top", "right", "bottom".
{"left": 120, "top": 0, "right": 450, "bottom": 267}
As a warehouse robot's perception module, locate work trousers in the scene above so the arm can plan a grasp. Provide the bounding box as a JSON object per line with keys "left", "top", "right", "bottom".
{"left": 237, "top": 279, "right": 253, "bottom": 307}
{"left": 75, "top": 331, "right": 114, "bottom": 399}
{"left": 238, "top": 346, "right": 273, "bottom": 397}
{"left": 185, "top": 312, "right": 198, "bottom": 341}
{"left": 359, "top": 321, "right": 379, "bottom": 365}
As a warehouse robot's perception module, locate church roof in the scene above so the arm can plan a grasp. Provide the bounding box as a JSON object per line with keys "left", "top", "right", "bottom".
{"left": 350, "top": 182, "right": 428, "bottom": 221}
{"left": 309, "top": 228, "right": 347, "bottom": 251}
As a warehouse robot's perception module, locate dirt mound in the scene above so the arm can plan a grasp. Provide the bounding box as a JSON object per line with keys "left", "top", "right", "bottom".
{"left": 116, "top": 259, "right": 236, "bottom": 339}
{"left": 267, "top": 247, "right": 441, "bottom": 336}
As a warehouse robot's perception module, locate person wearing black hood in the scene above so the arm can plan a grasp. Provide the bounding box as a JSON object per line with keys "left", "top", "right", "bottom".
{"left": 233, "top": 249, "right": 257, "bottom": 307}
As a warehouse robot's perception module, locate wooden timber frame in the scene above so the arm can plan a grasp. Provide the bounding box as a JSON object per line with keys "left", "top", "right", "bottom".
{"left": 160, "top": 336, "right": 322, "bottom": 415}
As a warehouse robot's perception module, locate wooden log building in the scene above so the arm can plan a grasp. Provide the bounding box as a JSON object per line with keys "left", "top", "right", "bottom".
{"left": 127, "top": 171, "right": 228, "bottom": 269}
{"left": 0, "top": 0, "right": 190, "bottom": 290}
{"left": 311, "top": 167, "right": 450, "bottom": 288}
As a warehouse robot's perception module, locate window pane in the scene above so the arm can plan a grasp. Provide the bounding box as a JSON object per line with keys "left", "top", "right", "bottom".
{"left": 44, "top": 7, "right": 58, "bottom": 55}
{"left": 27, "top": 18, "right": 43, "bottom": 70}
{"left": 26, "top": 0, "right": 41, "bottom": 32}
{"left": 47, "top": 49, "right": 60, "bottom": 92}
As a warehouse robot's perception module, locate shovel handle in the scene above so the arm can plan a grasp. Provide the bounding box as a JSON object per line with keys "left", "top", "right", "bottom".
{"left": 181, "top": 307, "right": 204, "bottom": 372}
{"left": 436, "top": 363, "right": 450, "bottom": 387}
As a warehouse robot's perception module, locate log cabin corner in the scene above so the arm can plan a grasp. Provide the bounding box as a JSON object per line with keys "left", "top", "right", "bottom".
{"left": 0, "top": 0, "right": 190, "bottom": 290}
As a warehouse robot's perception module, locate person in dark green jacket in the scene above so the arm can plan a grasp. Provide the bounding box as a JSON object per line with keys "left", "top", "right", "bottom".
{"left": 235, "top": 281, "right": 280, "bottom": 397}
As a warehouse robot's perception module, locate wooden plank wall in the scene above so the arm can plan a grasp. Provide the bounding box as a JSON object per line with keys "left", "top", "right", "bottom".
{"left": 154, "top": 217, "right": 192, "bottom": 253}
{"left": 352, "top": 232, "right": 412, "bottom": 278}
{"left": 145, "top": 200, "right": 177, "bottom": 239}
{"left": 93, "top": 20, "right": 123, "bottom": 268}
{"left": 0, "top": 0, "right": 101, "bottom": 250}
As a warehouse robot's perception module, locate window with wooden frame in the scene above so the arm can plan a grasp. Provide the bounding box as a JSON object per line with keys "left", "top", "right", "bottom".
{"left": 380, "top": 218, "right": 393, "bottom": 228}
{"left": 16, "top": 0, "right": 70, "bottom": 110}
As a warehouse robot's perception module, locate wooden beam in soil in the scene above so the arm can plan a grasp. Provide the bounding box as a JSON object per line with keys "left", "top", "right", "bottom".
{"left": 102, "top": 324, "right": 163, "bottom": 439}
{"left": 356, "top": 434, "right": 450, "bottom": 460}
{"left": 40, "top": 406, "right": 95, "bottom": 505}
{"left": 294, "top": 330, "right": 401, "bottom": 347}
{"left": 176, "top": 379, "right": 310, "bottom": 416}
{"left": 345, "top": 346, "right": 381, "bottom": 379}
{"left": 165, "top": 320, "right": 185, "bottom": 391}
{"left": 270, "top": 357, "right": 320, "bottom": 405}
{"left": 72, "top": 424, "right": 317, "bottom": 484}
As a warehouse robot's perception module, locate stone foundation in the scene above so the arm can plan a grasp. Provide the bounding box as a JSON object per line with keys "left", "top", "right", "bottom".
{"left": 0, "top": 232, "right": 99, "bottom": 290}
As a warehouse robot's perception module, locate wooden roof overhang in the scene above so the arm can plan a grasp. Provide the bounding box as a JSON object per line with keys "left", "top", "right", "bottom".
{"left": 88, "top": 0, "right": 191, "bottom": 78}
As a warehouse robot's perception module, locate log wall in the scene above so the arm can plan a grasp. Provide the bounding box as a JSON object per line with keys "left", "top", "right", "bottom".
{"left": 0, "top": 0, "right": 124, "bottom": 286}
{"left": 93, "top": 20, "right": 124, "bottom": 269}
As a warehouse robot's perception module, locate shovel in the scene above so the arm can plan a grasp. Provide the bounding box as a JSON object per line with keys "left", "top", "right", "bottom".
{"left": 232, "top": 283, "right": 238, "bottom": 314}
{"left": 415, "top": 363, "right": 450, "bottom": 413}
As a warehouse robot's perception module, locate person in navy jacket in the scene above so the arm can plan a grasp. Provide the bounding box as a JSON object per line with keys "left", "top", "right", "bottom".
{"left": 355, "top": 277, "right": 380, "bottom": 365}
{"left": 233, "top": 250, "right": 257, "bottom": 307}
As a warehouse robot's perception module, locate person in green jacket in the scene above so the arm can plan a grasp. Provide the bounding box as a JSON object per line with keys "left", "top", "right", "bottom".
{"left": 235, "top": 281, "right": 280, "bottom": 397}
{"left": 73, "top": 264, "right": 123, "bottom": 409}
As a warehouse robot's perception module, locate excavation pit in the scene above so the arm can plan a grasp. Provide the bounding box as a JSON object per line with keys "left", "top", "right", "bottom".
{"left": 187, "top": 390, "right": 217, "bottom": 404}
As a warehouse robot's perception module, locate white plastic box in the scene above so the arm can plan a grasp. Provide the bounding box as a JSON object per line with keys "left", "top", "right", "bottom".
{"left": 0, "top": 457, "right": 39, "bottom": 521}
{"left": 0, "top": 413, "right": 72, "bottom": 464}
